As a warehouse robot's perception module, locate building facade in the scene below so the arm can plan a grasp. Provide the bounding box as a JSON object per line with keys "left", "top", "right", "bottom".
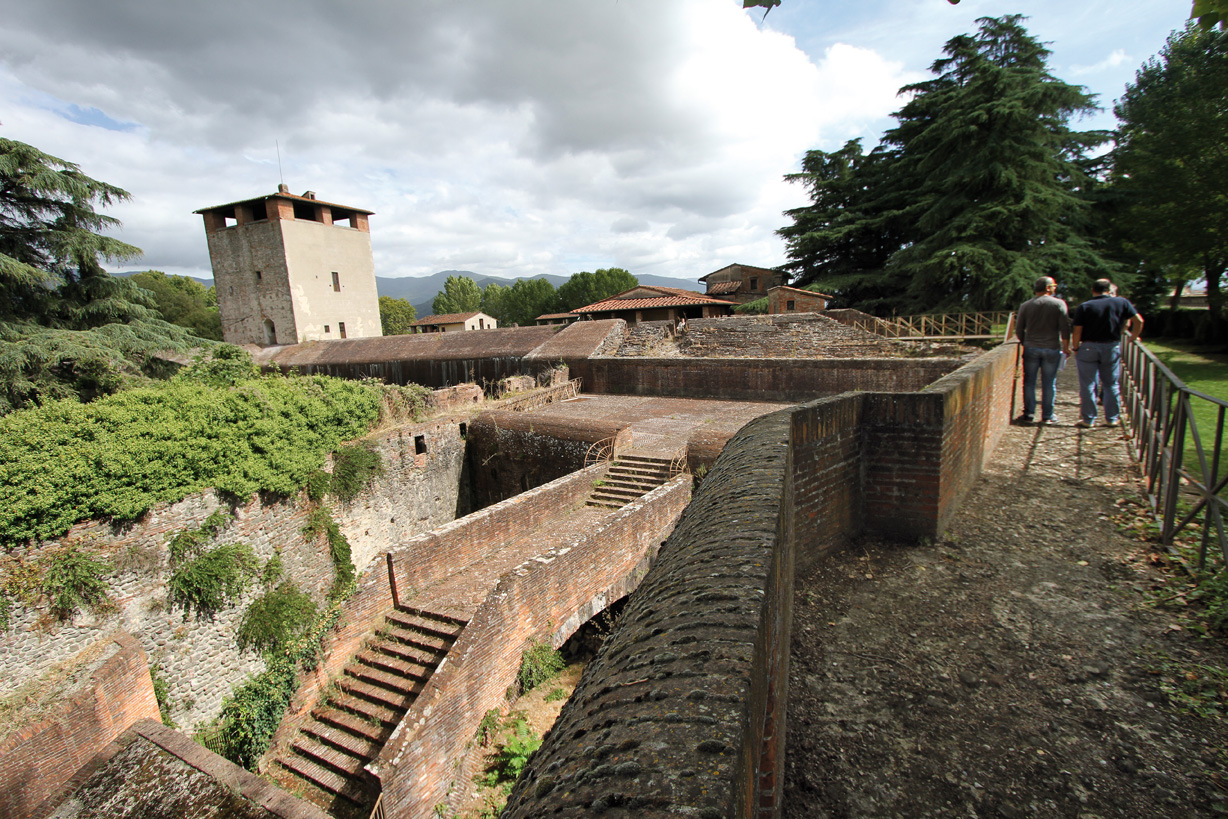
{"left": 410, "top": 312, "right": 499, "bottom": 333}
{"left": 698, "top": 263, "right": 787, "bottom": 305}
{"left": 196, "top": 186, "right": 382, "bottom": 346}
{"left": 767, "top": 285, "right": 832, "bottom": 314}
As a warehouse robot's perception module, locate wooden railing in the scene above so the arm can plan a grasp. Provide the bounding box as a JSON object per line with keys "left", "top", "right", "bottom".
{"left": 495, "top": 378, "right": 581, "bottom": 412}
{"left": 880, "top": 311, "right": 1015, "bottom": 340}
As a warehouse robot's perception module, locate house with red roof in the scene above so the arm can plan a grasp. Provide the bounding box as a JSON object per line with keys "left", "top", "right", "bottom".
{"left": 569, "top": 285, "right": 736, "bottom": 326}
{"left": 409, "top": 311, "right": 498, "bottom": 333}
{"left": 698, "top": 263, "right": 787, "bottom": 305}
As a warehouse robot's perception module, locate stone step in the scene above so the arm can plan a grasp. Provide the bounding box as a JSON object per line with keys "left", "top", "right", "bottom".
{"left": 395, "top": 604, "right": 469, "bottom": 631}
{"left": 346, "top": 664, "right": 424, "bottom": 699}
{"left": 370, "top": 636, "right": 446, "bottom": 669}
{"left": 313, "top": 704, "right": 392, "bottom": 743}
{"left": 356, "top": 649, "right": 432, "bottom": 682}
{"left": 302, "top": 720, "right": 385, "bottom": 760}
{"left": 593, "top": 483, "right": 646, "bottom": 497}
{"left": 293, "top": 735, "right": 367, "bottom": 778}
{"left": 381, "top": 624, "right": 454, "bottom": 654}
{"left": 338, "top": 675, "right": 417, "bottom": 712}
{"left": 591, "top": 489, "right": 645, "bottom": 504}
{"left": 586, "top": 499, "right": 625, "bottom": 509}
{"left": 278, "top": 751, "right": 374, "bottom": 806}
{"left": 604, "top": 472, "right": 666, "bottom": 488}
{"left": 385, "top": 609, "right": 466, "bottom": 642}
{"left": 609, "top": 463, "right": 671, "bottom": 478}
{"left": 325, "top": 692, "right": 400, "bottom": 727}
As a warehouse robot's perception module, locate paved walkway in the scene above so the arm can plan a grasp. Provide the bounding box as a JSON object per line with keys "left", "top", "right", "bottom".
{"left": 785, "top": 366, "right": 1228, "bottom": 817}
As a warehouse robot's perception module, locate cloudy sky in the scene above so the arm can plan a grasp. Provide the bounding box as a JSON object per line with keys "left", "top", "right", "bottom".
{"left": 1, "top": 0, "right": 1187, "bottom": 285}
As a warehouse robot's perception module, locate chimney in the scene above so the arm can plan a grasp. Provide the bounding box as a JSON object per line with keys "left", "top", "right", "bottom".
{"left": 277, "top": 183, "right": 289, "bottom": 194}
{"left": 303, "top": 191, "right": 316, "bottom": 200}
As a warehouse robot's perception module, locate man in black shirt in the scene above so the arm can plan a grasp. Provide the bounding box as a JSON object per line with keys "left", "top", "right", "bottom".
{"left": 1070, "top": 279, "right": 1144, "bottom": 428}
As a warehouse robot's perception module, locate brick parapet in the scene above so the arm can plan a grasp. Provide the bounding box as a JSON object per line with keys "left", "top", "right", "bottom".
{"left": 2, "top": 632, "right": 159, "bottom": 819}
{"left": 374, "top": 475, "right": 692, "bottom": 818}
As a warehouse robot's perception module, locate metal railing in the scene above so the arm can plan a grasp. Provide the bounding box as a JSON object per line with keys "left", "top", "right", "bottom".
{"left": 1121, "top": 338, "right": 1228, "bottom": 570}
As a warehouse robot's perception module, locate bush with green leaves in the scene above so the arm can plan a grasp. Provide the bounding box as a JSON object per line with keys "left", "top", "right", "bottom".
{"left": 237, "top": 581, "right": 318, "bottom": 654}
{"left": 303, "top": 506, "right": 355, "bottom": 600}
{"left": 516, "top": 639, "right": 564, "bottom": 694}
{"left": 41, "top": 545, "right": 112, "bottom": 620}
{"left": 329, "top": 442, "right": 383, "bottom": 503}
{"left": 166, "top": 514, "right": 258, "bottom": 619}
{"left": 477, "top": 715, "right": 543, "bottom": 792}
{"left": 0, "top": 357, "right": 385, "bottom": 549}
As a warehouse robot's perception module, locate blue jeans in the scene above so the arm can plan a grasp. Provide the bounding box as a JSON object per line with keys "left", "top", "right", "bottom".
{"left": 1076, "top": 341, "right": 1122, "bottom": 424}
{"left": 1022, "top": 346, "right": 1063, "bottom": 421}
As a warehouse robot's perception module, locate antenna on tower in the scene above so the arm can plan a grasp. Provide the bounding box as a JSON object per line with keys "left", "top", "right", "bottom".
{"left": 276, "top": 139, "right": 285, "bottom": 186}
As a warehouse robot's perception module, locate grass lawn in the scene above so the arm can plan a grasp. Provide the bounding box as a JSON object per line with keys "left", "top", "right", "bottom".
{"left": 1140, "top": 338, "right": 1228, "bottom": 487}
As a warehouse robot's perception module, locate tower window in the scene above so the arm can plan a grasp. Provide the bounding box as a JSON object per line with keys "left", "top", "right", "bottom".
{"left": 338, "top": 322, "right": 347, "bottom": 339}
{"left": 255, "top": 270, "right": 262, "bottom": 282}
{"left": 324, "top": 325, "right": 330, "bottom": 333}
{"left": 331, "top": 272, "right": 340, "bottom": 292}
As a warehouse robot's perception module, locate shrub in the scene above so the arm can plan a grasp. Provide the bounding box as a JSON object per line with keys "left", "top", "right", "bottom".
{"left": 329, "top": 442, "right": 383, "bottom": 503}
{"left": 150, "top": 662, "right": 175, "bottom": 727}
{"left": 41, "top": 545, "right": 112, "bottom": 620}
{"left": 303, "top": 506, "right": 355, "bottom": 601}
{"left": 237, "top": 581, "right": 318, "bottom": 654}
{"left": 516, "top": 639, "right": 564, "bottom": 694}
{"left": 167, "top": 519, "right": 259, "bottom": 620}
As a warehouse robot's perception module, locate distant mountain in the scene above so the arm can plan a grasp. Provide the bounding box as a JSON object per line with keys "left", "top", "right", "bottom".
{"left": 377, "top": 269, "right": 706, "bottom": 318}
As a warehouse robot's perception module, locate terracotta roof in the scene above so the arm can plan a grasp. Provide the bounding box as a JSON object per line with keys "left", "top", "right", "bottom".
{"left": 536, "top": 312, "right": 579, "bottom": 320}
{"left": 195, "top": 190, "right": 374, "bottom": 215}
{"left": 699, "top": 263, "right": 779, "bottom": 282}
{"left": 574, "top": 293, "right": 736, "bottom": 313}
{"left": 707, "top": 281, "right": 742, "bottom": 295}
{"left": 410, "top": 312, "right": 485, "bottom": 325}
{"left": 771, "top": 285, "right": 834, "bottom": 299}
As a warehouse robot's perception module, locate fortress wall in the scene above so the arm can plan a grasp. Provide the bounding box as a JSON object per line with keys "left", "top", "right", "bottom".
{"left": 0, "top": 411, "right": 472, "bottom": 735}
{"left": 465, "top": 412, "right": 630, "bottom": 507}
{"left": 505, "top": 344, "right": 1019, "bottom": 819}
{"left": 0, "top": 633, "right": 160, "bottom": 819}
{"left": 570, "top": 356, "right": 962, "bottom": 402}
{"left": 374, "top": 476, "right": 693, "bottom": 818}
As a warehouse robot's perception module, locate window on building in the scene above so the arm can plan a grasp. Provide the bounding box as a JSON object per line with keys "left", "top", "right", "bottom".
{"left": 263, "top": 319, "right": 276, "bottom": 345}
{"left": 324, "top": 325, "right": 330, "bottom": 333}
{"left": 338, "top": 322, "right": 347, "bottom": 339}
{"left": 331, "top": 272, "right": 340, "bottom": 292}
{"left": 479, "top": 318, "right": 485, "bottom": 329}
{"left": 787, "top": 300, "right": 796, "bottom": 311}
{"left": 750, "top": 277, "right": 759, "bottom": 291}
{"left": 255, "top": 270, "right": 262, "bottom": 283}
{"left": 292, "top": 200, "right": 322, "bottom": 222}
{"left": 415, "top": 434, "right": 427, "bottom": 455}
{"left": 459, "top": 422, "right": 468, "bottom": 439}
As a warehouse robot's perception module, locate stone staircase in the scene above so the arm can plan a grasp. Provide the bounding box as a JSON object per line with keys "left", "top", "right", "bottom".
{"left": 272, "top": 606, "right": 467, "bottom": 816}
{"left": 587, "top": 454, "right": 675, "bottom": 510}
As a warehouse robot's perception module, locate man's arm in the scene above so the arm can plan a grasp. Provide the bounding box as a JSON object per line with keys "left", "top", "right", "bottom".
{"left": 1071, "top": 325, "right": 1082, "bottom": 351}
{"left": 1128, "top": 313, "right": 1144, "bottom": 340}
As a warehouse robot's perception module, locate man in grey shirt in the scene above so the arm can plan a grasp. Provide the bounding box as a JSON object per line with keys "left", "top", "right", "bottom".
{"left": 1015, "top": 276, "right": 1071, "bottom": 424}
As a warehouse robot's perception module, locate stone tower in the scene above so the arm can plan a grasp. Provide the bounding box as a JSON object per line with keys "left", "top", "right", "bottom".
{"left": 195, "top": 185, "right": 383, "bottom": 346}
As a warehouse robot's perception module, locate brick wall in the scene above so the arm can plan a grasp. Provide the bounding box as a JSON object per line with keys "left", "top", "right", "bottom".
{"left": 0, "top": 632, "right": 159, "bottom": 819}
{"left": 572, "top": 356, "right": 962, "bottom": 403}
{"left": 505, "top": 343, "right": 1020, "bottom": 819}
{"left": 373, "top": 474, "right": 693, "bottom": 818}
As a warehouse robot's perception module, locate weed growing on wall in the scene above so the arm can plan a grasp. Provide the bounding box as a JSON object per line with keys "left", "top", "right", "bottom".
{"left": 166, "top": 512, "right": 258, "bottom": 619}
{"left": 236, "top": 581, "right": 318, "bottom": 654}
{"left": 303, "top": 506, "right": 355, "bottom": 601}
{"left": 41, "top": 545, "right": 113, "bottom": 620}
{"left": 150, "top": 662, "right": 175, "bottom": 727}
{"left": 476, "top": 713, "right": 543, "bottom": 794}
{"left": 516, "top": 640, "right": 564, "bottom": 695}
{"left": 329, "top": 442, "right": 384, "bottom": 503}
{"left": 0, "top": 352, "right": 387, "bottom": 549}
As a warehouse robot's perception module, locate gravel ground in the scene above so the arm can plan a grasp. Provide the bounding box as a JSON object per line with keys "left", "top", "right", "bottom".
{"left": 785, "top": 367, "right": 1228, "bottom": 818}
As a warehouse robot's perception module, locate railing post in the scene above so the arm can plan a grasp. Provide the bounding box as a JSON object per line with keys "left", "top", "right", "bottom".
{"left": 386, "top": 552, "right": 399, "bottom": 608}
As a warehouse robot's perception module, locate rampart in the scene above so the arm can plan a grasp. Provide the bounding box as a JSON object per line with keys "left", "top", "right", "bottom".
{"left": 373, "top": 473, "right": 694, "bottom": 817}
{"left": 504, "top": 342, "right": 1018, "bottom": 818}
{"left": 0, "top": 632, "right": 160, "bottom": 819}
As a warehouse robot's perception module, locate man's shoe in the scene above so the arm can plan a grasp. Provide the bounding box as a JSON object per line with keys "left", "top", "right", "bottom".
{"left": 1016, "top": 415, "right": 1034, "bottom": 425}
{"left": 1042, "top": 417, "right": 1060, "bottom": 425}
{"left": 1075, "top": 420, "right": 1094, "bottom": 428}
{"left": 1105, "top": 419, "right": 1121, "bottom": 428}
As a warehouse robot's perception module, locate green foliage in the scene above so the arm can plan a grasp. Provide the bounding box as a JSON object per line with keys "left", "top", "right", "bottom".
{"left": 544, "top": 687, "right": 567, "bottom": 703}
{"left": 557, "top": 268, "right": 638, "bottom": 312}
{"left": 479, "top": 717, "right": 542, "bottom": 788}
{"left": 304, "top": 470, "right": 331, "bottom": 502}
{"left": 237, "top": 581, "right": 318, "bottom": 654}
{"left": 477, "top": 708, "right": 501, "bottom": 746}
{"left": 41, "top": 545, "right": 112, "bottom": 620}
{"left": 432, "top": 274, "right": 482, "bottom": 316}
{"left": 128, "top": 270, "right": 222, "bottom": 341}
{"left": 734, "top": 297, "right": 768, "bottom": 315}
{"left": 168, "top": 540, "right": 258, "bottom": 620}
{"left": 178, "top": 345, "right": 260, "bottom": 387}
{"left": 261, "top": 552, "right": 285, "bottom": 587}
{"left": 779, "top": 17, "right": 1115, "bottom": 315}
{"left": 329, "top": 442, "right": 383, "bottom": 503}
{"left": 516, "top": 639, "right": 564, "bottom": 694}
{"left": 0, "top": 367, "right": 384, "bottom": 549}
{"left": 205, "top": 651, "right": 299, "bottom": 769}
{"left": 1193, "top": 0, "right": 1228, "bottom": 29}
{"left": 481, "top": 282, "right": 510, "bottom": 325}
{"left": 303, "top": 506, "right": 355, "bottom": 601}
{"left": 0, "top": 139, "right": 199, "bottom": 414}
{"left": 150, "top": 662, "right": 175, "bottom": 727}
{"left": 502, "top": 278, "right": 561, "bottom": 327}
{"left": 1151, "top": 652, "right": 1228, "bottom": 720}
{"left": 1110, "top": 24, "right": 1228, "bottom": 335}
{"left": 379, "top": 295, "right": 417, "bottom": 335}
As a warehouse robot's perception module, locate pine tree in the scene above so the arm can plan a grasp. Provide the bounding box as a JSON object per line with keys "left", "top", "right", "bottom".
{"left": 0, "top": 139, "right": 197, "bottom": 413}
{"left": 779, "top": 16, "right": 1117, "bottom": 314}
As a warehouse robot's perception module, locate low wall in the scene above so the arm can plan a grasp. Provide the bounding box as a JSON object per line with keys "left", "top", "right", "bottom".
{"left": 1, "top": 632, "right": 159, "bottom": 819}
{"left": 373, "top": 475, "right": 693, "bottom": 818}
{"left": 572, "top": 356, "right": 963, "bottom": 403}
{"left": 266, "top": 464, "right": 613, "bottom": 762}
{"left": 505, "top": 343, "right": 1019, "bottom": 818}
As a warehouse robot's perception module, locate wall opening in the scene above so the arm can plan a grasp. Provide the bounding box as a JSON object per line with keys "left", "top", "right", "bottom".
{"left": 292, "top": 200, "right": 322, "bottom": 222}
{"left": 459, "top": 423, "right": 468, "bottom": 439}
{"left": 339, "top": 322, "right": 347, "bottom": 339}
{"left": 263, "top": 319, "right": 276, "bottom": 345}
{"left": 255, "top": 270, "right": 262, "bottom": 283}
{"left": 332, "top": 272, "right": 341, "bottom": 292}
{"left": 415, "top": 435, "right": 427, "bottom": 455}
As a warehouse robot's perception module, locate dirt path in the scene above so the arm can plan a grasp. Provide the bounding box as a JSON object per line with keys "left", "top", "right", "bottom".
{"left": 785, "top": 367, "right": 1228, "bottom": 817}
